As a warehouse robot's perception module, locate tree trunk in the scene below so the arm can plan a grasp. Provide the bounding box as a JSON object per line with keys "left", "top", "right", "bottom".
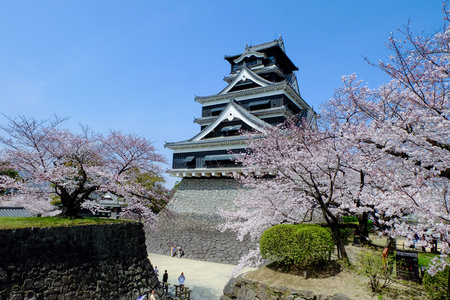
{"left": 59, "top": 194, "right": 80, "bottom": 218}
{"left": 358, "top": 212, "right": 369, "bottom": 245}
{"left": 330, "top": 222, "right": 349, "bottom": 265}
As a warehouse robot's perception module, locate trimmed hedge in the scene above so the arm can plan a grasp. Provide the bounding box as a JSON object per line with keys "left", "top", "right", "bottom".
{"left": 260, "top": 224, "right": 334, "bottom": 268}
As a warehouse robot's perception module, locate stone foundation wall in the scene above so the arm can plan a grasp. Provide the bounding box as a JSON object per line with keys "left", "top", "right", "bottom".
{"left": 220, "top": 276, "right": 351, "bottom": 300}
{"left": 0, "top": 222, "right": 169, "bottom": 300}
{"left": 146, "top": 178, "right": 254, "bottom": 264}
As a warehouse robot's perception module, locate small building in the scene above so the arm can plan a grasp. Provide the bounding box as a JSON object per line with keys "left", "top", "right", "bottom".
{"left": 78, "top": 193, "right": 125, "bottom": 219}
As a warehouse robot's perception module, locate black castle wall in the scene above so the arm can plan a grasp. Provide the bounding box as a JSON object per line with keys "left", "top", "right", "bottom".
{"left": 0, "top": 222, "right": 169, "bottom": 300}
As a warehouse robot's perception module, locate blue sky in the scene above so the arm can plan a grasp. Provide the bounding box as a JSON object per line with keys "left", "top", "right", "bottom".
{"left": 0, "top": 1, "right": 444, "bottom": 188}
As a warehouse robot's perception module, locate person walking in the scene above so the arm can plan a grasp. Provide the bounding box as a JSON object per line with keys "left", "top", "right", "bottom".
{"left": 162, "top": 270, "right": 169, "bottom": 293}
{"left": 154, "top": 266, "right": 159, "bottom": 277}
{"left": 178, "top": 272, "right": 185, "bottom": 286}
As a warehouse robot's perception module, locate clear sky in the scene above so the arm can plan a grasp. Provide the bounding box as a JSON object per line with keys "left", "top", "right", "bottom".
{"left": 0, "top": 1, "right": 444, "bottom": 188}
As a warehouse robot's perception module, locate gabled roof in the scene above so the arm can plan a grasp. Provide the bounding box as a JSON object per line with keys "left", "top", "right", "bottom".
{"left": 224, "top": 36, "right": 297, "bottom": 72}
{"left": 224, "top": 37, "right": 285, "bottom": 60}
{"left": 233, "top": 49, "right": 267, "bottom": 64}
{"left": 192, "top": 99, "right": 272, "bottom": 141}
{"left": 224, "top": 65, "right": 282, "bottom": 83}
{"left": 165, "top": 100, "right": 273, "bottom": 149}
{"left": 219, "top": 66, "right": 277, "bottom": 95}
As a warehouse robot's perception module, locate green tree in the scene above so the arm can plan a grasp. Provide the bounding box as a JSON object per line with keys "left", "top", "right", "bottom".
{"left": 0, "top": 161, "right": 19, "bottom": 196}
{"left": 129, "top": 168, "right": 170, "bottom": 213}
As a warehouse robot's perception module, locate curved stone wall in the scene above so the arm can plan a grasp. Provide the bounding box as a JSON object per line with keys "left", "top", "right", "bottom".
{"left": 146, "top": 178, "right": 254, "bottom": 264}
{"left": 0, "top": 222, "right": 169, "bottom": 300}
{"left": 220, "top": 276, "right": 351, "bottom": 300}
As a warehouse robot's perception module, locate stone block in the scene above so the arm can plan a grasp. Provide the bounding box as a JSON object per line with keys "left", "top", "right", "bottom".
{"left": 237, "top": 286, "right": 257, "bottom": 300}
{"left": 1, "top": 223, "right": 160, "bottom": 299}
{"left": 223, "top": 277, "right": 239, "bottom": 297}
{"left": 331, "top": 293, "right": 351, "bottom": 300}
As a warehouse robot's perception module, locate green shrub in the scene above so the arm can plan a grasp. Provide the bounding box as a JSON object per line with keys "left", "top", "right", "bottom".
{"left": 356, "top": 251, "right": 394, "bottom": 294}
{"left": 260, "top": 224, "right": 335, "bottom": 268}
{"left": 339, "top": 227, "right": 353, "bottom": 243}
{"left": 423, "top": 267, "right": 449, "bottom": 300}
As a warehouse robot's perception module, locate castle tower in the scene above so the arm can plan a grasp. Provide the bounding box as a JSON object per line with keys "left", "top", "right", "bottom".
{"left": 147, "top": 38, "right": 316, "bottom": 264}
{"left": 166, "top": 37, "right": 316, "bottom": 177}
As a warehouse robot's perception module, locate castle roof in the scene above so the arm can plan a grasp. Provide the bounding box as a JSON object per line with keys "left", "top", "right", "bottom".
{"left": 195, "top": 82, "right": 309, "bottom": 110}
{"left": 165, "top": 99, "right": 272, "bottom": 150}
{"left": 224, "top": 37, "right": 285, "bottom": 59}
{"left": 219, "top": 65, "right": 279, "bottom": 95}
{"left": 224, "top": 37, "right": 298, "bottom": 73}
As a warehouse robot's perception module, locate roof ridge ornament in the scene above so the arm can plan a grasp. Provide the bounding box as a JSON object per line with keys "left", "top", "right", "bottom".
{"left": 278, "top": 34, "right": 285, "bottom": 52}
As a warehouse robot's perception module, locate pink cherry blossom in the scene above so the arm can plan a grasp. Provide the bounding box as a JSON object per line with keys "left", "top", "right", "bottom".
{"left": 0, "top": 115, "right": 167, "bottom": 222}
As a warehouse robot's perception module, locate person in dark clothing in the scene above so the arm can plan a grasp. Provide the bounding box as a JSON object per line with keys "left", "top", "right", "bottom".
{"left": 162, "top": 270, "right": 169, "bottom": 293}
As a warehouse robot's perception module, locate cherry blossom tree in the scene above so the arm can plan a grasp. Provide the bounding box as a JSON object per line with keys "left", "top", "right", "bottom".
{"left": 323, "top": 6, "right": 450, "bottom": 287}
{"left": 221, "top": 4, "right": 450, "bottom": 277}
{"left": 0, "top": 115, "right": 167, "bottom": 220}
{"left": 332, "top": 17, "right": 448, "bottom": 235}
{"left": 219, "top": 120, "right": 372, "bottom": 265}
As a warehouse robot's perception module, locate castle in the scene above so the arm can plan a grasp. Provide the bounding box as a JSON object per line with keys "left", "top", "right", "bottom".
{"left": 146, "top": 37, "right": 317, "bottom": 264}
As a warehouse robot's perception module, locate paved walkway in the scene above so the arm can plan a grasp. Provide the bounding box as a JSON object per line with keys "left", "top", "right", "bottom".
{"left": 148, "top": 253, "right": 255, "bottom": 300}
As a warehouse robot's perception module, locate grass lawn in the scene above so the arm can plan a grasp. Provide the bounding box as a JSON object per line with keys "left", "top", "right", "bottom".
{"left": 0, "top": 217, "right": 131, "bottom": 229}
{"left": 418, "top": 252, "right": 439, "bottom": 267}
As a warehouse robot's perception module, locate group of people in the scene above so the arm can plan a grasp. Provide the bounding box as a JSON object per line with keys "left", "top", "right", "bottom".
{"left": 407, "top": 233, "right": 440, "bottom": 253}
{"left": 170, "top": 245, "right": 183, "bottom": 258}
{"left": 141, "top": 246, "right": 186, "bottom": 299}
{"left": 147, "top": 265, "right": 185, "bottom": 299}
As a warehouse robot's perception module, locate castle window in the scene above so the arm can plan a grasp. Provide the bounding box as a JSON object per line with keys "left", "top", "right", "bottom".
{"left": 184, "top": 156, "right": 196, "bottom": 169}
{"left": 248, "top": 99, "right": 271, "bottom": 111}
{"left": 204, "top": 154, "right": 235, "bottom": 167}
{"left": 267, "top": 56, "right": 276, "bottom": 65}
{"left": 210, "top": 107, "right": 223, "bottom": 116}
{"left": 220, "top": 125, "right": 241, "bottom": 136}
{"left": 246, "top": 59, "right": 257, "bottom": 67}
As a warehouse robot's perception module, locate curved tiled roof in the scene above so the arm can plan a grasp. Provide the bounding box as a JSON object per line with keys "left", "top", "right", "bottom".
{"left": 165, "top": 99, "right": 272, "bottom": 150}
{"left": 219, "top": 65, "right": 276, "bottom": 95}
{"left": 0, "top": 206, "right": 32, "bottom": 217}
{"left": 224, "top": 37, "right": 285, "bottom": 59}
